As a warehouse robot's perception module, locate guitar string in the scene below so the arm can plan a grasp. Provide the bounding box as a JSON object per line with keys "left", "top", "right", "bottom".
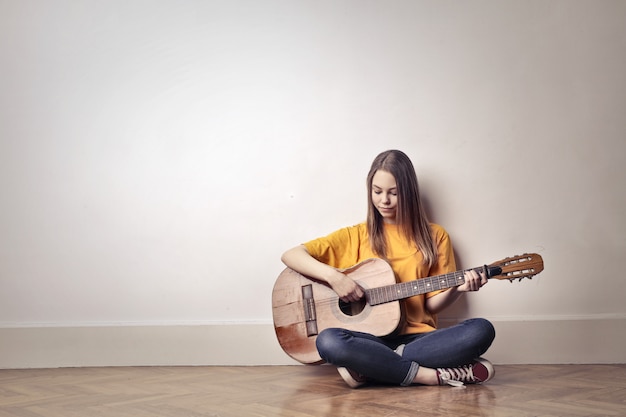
{"left": 301, "top": 272, "right": 468, "bottom": 309}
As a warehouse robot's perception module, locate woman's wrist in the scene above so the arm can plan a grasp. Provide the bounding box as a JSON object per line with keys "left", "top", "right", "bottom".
{"left": 324, "top": 269, "right": 346, "bottom": 286}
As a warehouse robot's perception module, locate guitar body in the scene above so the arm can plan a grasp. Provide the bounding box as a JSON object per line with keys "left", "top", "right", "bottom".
{"left": 272, "top": 258, "right": 402, "bottom": 364}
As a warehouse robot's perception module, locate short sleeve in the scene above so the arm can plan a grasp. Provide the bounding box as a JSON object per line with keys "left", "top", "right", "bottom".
{"left": 302, "top": 224, "right": 366, "bottom": 269}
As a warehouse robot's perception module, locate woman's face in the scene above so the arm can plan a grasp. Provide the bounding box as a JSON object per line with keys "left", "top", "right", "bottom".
{"left": 371, "top": 170, "right": 398, "bottom": 224}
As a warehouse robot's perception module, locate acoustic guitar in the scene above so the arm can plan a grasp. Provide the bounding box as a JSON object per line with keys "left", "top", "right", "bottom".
{"left": 272, "top": 253, "right": 544, "bottom": 364}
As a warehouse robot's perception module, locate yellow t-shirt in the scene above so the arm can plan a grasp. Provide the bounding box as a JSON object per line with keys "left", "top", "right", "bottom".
{"left": 303, "top": 222, "right": 457, "bottom": 334}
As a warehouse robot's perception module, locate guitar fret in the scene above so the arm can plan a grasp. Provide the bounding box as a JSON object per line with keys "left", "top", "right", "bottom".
{"left": 380, "top": 285, "right": 390, "bottom": 304}
{"left": 369, "top": 287, "right": 380, "bottom": 305}
{"left": 382, "top": 285, "right": 390, "bottom": 303}
{"left": 380, "top": 286, "right": 390, "bottom": 302}
{"left": 400, "top": 282, "right": 409, "bottom": 298}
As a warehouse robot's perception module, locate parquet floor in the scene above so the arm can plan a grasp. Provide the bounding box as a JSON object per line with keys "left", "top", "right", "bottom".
{"left": 0, "top": 364, "right": 625, "bottom": 417}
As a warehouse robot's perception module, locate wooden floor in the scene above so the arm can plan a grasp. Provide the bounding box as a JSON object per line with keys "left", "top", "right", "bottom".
{"left": 1, "top": 364, "right": 625, "bottom": 417}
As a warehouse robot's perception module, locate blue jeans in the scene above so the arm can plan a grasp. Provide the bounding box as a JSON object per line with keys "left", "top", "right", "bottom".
{"left": 315, "top": 318, "right": 496, "bottom": 386}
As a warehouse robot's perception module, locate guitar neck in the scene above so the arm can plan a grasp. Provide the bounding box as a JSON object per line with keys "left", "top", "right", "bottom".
{"left": 365, "top": 265, "right": 501, "bottom": 306}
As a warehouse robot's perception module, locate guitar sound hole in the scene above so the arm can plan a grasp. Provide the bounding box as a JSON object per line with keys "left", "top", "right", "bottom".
{"left": 338, "top": 298, "right": 366, "bottom": 316}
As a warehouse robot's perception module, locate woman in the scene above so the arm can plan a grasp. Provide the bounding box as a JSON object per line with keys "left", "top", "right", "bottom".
{"left": 281, "top": 150, "right": 495, "bottom": 388}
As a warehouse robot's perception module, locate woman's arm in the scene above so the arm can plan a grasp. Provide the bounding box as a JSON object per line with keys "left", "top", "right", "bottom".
{"left": 281, "top": 245, "right": 364, "bottom": 302}
{"left": 425, "top": 269, "right": 488, "bottom": 314}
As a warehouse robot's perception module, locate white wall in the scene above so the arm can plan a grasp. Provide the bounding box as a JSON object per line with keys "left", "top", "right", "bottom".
{"left": 1, "top": 0, "right": 625, "bottom": 367}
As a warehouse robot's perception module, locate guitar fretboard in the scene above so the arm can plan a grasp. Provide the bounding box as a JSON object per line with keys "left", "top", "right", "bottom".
{"left": 365, "top": 266, "right": 490, "bottom": 306}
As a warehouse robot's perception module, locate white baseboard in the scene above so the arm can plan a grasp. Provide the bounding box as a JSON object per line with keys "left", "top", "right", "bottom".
{"left": 1, "top": 317, "right": 624, "bottom": 369}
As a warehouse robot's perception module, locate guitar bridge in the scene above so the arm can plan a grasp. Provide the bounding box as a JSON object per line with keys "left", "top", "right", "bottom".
{"left": 301, "top": 284, "right": 318, "bottom": 336}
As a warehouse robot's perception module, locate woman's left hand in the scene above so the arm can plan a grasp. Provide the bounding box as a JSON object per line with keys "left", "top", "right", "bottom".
{"left": 458, "top": 269, "right": 488, "bottom": 292}
{"left": 425, "top": 268, "right": 488, "bottom": 313}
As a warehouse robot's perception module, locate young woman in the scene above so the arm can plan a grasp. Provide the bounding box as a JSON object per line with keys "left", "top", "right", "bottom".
{"left": 281, "top": 150, "right": 496, "bottom": 388}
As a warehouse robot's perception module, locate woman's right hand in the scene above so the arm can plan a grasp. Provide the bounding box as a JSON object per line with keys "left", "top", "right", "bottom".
{"left": 281, "top": 245, "right": 364, "bottom": 303}
{"left": 327, "top": 271, "right": 364, "bottom": 303}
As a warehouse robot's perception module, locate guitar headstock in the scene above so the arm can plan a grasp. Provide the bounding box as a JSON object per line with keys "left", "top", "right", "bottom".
{"left": 488, "top": 253, "right": 544, "bottom": 282}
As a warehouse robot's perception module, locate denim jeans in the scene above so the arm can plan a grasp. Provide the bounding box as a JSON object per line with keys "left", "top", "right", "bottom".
{"left": 315, "top": 318, "right": 496, "bottom": 386}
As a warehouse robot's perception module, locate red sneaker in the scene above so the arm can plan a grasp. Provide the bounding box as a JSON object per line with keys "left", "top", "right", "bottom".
{"left": 437, "top": 358, "right": 495, "bottom": 387}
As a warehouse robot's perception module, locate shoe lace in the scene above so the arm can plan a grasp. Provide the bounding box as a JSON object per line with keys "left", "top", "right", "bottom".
{"left": 438, "top": 365, "right": 476, "bottom": 387}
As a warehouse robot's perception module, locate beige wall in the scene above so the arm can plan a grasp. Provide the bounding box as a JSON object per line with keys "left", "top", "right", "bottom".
{"left": 1, "top": 0, "right": 625, "bottom": 367}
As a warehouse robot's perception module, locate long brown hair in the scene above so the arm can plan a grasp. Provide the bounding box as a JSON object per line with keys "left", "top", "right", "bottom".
{"left": 366, "top": 150, "right": 437, "bottom": 267}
